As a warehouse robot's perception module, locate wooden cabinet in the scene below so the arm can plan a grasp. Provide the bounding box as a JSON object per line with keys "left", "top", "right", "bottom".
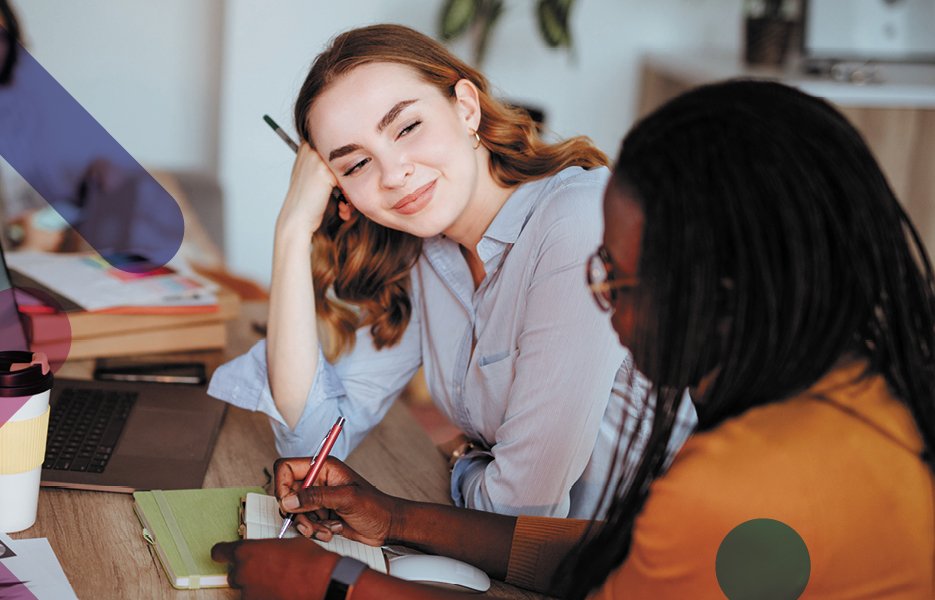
{"left": 638, "top": 53, "right": 935, "bottom": 254}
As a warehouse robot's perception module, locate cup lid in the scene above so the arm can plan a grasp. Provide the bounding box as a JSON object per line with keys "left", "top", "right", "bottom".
{"left": 0, "top": 351, "right": 54, "bottom": 397}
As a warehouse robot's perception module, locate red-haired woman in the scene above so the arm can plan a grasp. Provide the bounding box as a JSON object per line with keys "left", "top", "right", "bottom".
{"left": 209, "top": 24, "right": 695, "bottom": 521}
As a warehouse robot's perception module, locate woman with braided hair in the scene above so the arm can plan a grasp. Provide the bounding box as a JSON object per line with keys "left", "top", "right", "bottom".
{"left": 215, "top": 79, "right": 933, "bottom": 600}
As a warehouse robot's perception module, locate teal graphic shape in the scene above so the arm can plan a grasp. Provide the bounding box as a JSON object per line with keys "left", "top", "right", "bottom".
{"left": 716, "top": 518, "right": 810, "bottom": 600}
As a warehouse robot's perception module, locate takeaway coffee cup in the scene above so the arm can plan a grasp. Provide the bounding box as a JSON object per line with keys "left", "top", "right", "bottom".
{"left": 0, "top": 351, "right": 54, "bottom": 533}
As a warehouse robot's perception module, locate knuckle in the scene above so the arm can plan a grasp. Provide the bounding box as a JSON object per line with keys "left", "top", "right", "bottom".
{"left": 297, "top": 487, "right": 319, "bottom": 507}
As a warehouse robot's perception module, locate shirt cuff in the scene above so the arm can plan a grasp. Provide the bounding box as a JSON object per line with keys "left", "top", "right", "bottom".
{"left": 449, "top": 450, "right": 493, "bottom": 509}
{"left": 207, "top": 338, "right": 348, "bottom": 452}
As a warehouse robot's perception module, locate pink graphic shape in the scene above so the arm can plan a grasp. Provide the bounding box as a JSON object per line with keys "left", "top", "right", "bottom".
{"left": 0, "top": 395, "right": 30, "bottom": 428}
{"left": 16, "top": 288, "right": 72, "bottom": 375}
{"left": 0, "top": 561, "right": 40, "bottom": 600}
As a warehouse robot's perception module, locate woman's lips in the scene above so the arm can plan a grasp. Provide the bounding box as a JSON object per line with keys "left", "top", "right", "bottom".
{"left": 393, "top": 180, "right": 436, "bottom": 215}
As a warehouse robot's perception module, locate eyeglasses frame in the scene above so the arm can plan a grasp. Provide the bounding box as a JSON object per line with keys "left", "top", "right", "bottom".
{"left": 586, "top": 245, "right": 640, "bottom": 312}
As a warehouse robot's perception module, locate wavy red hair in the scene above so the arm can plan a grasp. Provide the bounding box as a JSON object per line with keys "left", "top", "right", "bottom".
{"left": 295, "top": 24, "right": 608, "bottom": 360}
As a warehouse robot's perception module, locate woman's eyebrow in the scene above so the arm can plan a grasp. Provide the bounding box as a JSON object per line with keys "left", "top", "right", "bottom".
{"left": 327, "top": 99, "right": 418, "bottom": 162}
{"left": 329, "top": 143, "right": 361, "bottom": 162}
{"left": 377, "top": 99, "right": 417, "bottom": 133}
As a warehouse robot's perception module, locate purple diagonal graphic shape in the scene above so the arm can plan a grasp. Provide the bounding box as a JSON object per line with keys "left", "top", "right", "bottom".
{"left": 0, "top": 562, "right": 39, "bottom": 600}
{"left": 0, "top": 25, "right": 184, "bottom": 273}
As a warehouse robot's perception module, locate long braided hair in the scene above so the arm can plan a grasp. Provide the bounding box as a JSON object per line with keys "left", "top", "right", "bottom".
{"left": 568, "top": 80, "right": 935, "bottom": 597}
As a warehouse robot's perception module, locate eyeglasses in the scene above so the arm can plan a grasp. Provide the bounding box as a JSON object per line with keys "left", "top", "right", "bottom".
{"left": 586, "top": 246, "right": 640, "bottom": 312}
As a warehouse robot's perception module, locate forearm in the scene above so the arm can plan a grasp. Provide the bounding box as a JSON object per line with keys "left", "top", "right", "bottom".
{"left": 267, "top": 218, "right": 320, "bottom": 429}
{"left": 389, "top": 499, "right": 517, "bottom": 580}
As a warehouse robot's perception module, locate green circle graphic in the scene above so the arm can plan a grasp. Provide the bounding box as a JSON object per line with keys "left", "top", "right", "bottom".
{"left": 715, "top": 518, "right": 810, "bottom": 600}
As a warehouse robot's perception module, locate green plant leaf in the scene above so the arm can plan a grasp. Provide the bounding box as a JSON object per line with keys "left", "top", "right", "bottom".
{"left": 474, "top": 0, "right": 504, "bottom": 67}
{"left": 440, "top": 0, "right": 479, "bottom": 41}
{"left": 536, "top": 0, "right": 574, "bottom": 48}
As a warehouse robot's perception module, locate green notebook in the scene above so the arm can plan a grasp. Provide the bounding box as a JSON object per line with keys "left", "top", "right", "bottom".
{"left": 133, "top": 486, "right": 265, "bottom": 589}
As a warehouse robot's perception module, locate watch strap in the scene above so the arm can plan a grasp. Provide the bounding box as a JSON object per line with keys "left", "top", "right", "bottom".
{"left": 324, "top": 556, "right": 368, "bottom": 600}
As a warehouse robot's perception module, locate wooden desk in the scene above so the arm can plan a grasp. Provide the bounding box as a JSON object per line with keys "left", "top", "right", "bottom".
{"left": 9, "top": 302, "right": 547, "bottom": 599}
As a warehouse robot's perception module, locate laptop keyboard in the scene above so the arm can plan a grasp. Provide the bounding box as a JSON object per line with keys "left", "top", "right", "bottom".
{"left": 43, "top": 388, "right": 138, "bottom": 473}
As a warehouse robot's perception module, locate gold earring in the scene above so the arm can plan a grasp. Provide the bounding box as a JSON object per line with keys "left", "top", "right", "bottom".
{"left": 471, "top": 129, "right": 481, "bottom": 150}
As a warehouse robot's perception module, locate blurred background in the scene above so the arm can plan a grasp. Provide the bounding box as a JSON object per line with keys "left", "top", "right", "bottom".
{"left": 13, "top": 0, "right": 935, "bottom": 288}
{"left": 8, "top": 0, "right": 935, "bottom": 441}
{"left": 14, "top": 0, "right": 745, "bottom": 286}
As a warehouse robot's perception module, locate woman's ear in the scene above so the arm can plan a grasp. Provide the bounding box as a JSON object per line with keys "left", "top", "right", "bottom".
{"left": 453, "top": 79, "right": 482, "bottom": 132}
{"left": 337, "top": 197, "right": 355, "bottom": 221}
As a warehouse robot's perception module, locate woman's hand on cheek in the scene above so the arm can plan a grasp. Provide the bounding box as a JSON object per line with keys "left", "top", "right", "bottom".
{"left": 211, "top": 538, "right": 339, "bottom": 600}
{"left": 278, "top": 142, "right": 341, "bottom": 234}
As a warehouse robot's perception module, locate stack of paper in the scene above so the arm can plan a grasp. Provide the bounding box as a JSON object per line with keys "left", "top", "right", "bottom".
{"left": 0, "top": 532, "right": 79, "bottom": 600}
{"left": 7, "top": 251, "right": 217, "bottom": 311}
{"left": 8, "top": 251, "right": 240, "bottom": 359}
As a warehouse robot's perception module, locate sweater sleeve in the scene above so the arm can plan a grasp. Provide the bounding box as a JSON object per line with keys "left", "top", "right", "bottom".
{"left": 506, "top": 515, "right": 593, "bottom": 593}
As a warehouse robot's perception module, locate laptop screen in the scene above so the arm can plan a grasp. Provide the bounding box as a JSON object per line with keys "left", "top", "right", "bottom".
{"left": 0, "top": 241, "right": 30, "bottom": 352}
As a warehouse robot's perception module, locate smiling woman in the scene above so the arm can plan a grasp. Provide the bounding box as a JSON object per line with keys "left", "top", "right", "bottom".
{"left": 307, "top": 62, "right": 498, "bottom": 241}
{"left": 208, "top": 23, "right": 696, "bottom": 526}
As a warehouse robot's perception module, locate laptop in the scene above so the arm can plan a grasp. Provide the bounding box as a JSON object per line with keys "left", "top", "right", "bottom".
{"left": 0, "top": 241, "right": 227, "bottom": 493}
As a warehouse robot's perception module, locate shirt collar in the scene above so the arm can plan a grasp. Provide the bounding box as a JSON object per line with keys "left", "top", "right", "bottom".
{"left": 475, "top": 176, "right": 553, "bottom": 266}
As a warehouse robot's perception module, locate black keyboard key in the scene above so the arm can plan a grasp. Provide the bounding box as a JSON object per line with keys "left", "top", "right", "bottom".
{"left": 43, "top": 387, "right": 138, "bottom": 475}
{"left": 70, "top": 457, "right": 91, "bottom": 471}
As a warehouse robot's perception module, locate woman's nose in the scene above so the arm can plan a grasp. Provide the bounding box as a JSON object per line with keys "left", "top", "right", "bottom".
{"left": 380, "top": 157, "right": 414, "bottom": 189}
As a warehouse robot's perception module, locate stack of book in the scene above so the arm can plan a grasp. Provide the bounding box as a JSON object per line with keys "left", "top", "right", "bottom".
{"left": 8, "top": 252, "right": 240, "bottom": 360}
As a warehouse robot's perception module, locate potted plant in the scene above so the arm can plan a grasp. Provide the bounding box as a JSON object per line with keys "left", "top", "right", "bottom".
{"left": 744, "top": 0, "right": 797, "bottom": 66}
{"left": 438, "top": 0, "right": 575, "bottom": 68}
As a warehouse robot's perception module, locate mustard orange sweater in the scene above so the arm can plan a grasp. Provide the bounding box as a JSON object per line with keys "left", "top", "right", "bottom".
{"left": 507, "top": 362, "right": 934, "bottom": 599}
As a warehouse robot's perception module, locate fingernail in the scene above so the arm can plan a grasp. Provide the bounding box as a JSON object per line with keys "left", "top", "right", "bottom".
{"left": 282, "top": 495, "right": 299, "bottom": 510}
{"left": 313, "top": 530, "right": 328, "bottom": 541}
{"left": 328, "top": 522, "right": 343, "bottom": 533}
{"left": 297, "top": 523, "right": 310, "bottom": 536}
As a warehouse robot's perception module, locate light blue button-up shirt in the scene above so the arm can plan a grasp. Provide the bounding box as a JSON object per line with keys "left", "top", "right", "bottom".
{"left": 208, "top": 166, "right": 697, "bottom": 519}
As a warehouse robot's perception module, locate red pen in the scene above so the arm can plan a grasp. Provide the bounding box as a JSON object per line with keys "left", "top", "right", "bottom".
{"left": 278, "top": 416, "right": 346, "bottom": 538}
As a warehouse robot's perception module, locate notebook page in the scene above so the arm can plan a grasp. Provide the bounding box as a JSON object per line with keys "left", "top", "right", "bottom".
{"left": 245, "top": 492, "right": 298, "bottom": 539}
{"left": 244, "top": 493, "right": 387, "bottom": 573}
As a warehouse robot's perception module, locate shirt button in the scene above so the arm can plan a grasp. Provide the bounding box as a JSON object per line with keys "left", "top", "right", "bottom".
{"left": 456, "top": 385, "right": 461, "bottom": 394}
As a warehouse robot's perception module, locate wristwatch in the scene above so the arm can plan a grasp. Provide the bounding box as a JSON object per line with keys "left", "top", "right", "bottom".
{"left": 324, "top": 556, "right": 368, "bottom": 600}
{"left": 447, "top": 440, "right": 479, "bottom": 472}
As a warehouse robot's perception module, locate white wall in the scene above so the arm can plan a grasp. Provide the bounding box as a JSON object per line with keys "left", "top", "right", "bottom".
{"left": 17, "top": 0, "right": 224, "bottom": 173}
{"left": 15, "top": 0, "right": 744, "bottom": 285}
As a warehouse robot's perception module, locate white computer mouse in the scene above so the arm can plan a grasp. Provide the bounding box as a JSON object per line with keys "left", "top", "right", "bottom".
{"left": 387, "top": 554, "right": 491, "bottom": 592}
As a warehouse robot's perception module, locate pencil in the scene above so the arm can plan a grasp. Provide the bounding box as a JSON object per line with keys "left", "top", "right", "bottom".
{"left": 263, "top": 114, "right": 299, "bottom": 153}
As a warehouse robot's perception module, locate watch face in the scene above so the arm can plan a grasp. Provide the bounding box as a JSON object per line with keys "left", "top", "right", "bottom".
{"left": 323, "top": 580, "right": 350, "bottom": 600}
{"left": 325, "top": 555, "right": 368, "bottom": 599}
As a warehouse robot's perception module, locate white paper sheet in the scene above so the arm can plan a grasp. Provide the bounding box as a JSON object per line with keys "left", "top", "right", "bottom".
{"left": 244, "top": 493, "right": 387, "bottom": 573}
{"left": 0, "top": 533, "right": 79, "bottom": 600}
{"left": 7, "top": 251, "right": 217, "bottom": 311}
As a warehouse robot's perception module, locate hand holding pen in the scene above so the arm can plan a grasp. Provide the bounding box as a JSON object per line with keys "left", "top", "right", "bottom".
{"left": 278, "top": 416, "right": 346, "bottom": 538}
